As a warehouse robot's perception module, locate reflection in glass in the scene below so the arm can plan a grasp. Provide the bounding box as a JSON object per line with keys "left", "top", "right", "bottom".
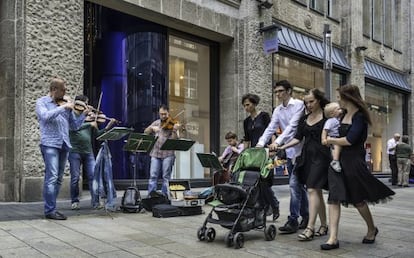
{"left": 169, "top": 35, "right": 210, "bottom": 179}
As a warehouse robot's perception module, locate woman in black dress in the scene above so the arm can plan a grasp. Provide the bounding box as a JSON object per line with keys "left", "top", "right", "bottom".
{"left": 279, "top": 88, "right": 331, "bottom": 241}
{"left": 321, "top": 84, "right": 395, "bottom": 250}
{"left": 242, "top": 93, "right": 279, "bottom": 221}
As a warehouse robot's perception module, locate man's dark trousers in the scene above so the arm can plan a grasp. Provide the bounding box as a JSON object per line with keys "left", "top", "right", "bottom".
{"left": 389, "top": 154, "right": 398, "bottom": 185}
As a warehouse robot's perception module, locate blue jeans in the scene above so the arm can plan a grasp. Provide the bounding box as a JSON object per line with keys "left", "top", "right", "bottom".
{"left": 40, "top": 144, "right": 69, "bottom": 215}
{"left": 92, "top": 142, "right": 117, "bottom": 210}
{"left": 68, "top": 152, "right": 95, "bottom": 204}
{"left": 148, "top": 156, "right": 175, "bottom": 196}
{"left": 287, "top": 158, "right": 309, "bottom": 222}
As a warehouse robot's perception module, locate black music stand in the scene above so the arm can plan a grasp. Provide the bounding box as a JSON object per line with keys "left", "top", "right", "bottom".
{"left": 160, "top": 138, "right": 195, "bottom": 151}
{"left": 196, "top": 153, "right": 226, "bottom": 185}
{"left": 196, "top": 153, "right": 223, "bottom": 171}
{"left": 123, "top": 133, "right": 158, "bottom": 153}
{"left": 96, "top": 127, "right": 134, "bottom": 141}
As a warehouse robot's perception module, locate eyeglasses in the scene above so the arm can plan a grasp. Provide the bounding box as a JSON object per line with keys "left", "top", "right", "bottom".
{"left": 274, "top": 89, "right": 286, "bottom": 94}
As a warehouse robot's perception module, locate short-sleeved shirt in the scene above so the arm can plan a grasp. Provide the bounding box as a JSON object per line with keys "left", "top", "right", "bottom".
{"left": 146, "top": 119, "right": 177, "bottom": 159}
{"left": 323, "top": 117, "right": 340, "bottom": 137}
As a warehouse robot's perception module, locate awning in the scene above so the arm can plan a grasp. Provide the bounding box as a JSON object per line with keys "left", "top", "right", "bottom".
{"left": 278, "top": 26, "right": 351, "bottom": 71}
{"left": 364, "top": 60, "right": 411, "bottom": 92}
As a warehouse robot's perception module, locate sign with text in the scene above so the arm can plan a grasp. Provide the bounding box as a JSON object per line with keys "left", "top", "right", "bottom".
{"left": 263, "top": 30, "right": 279, "bottom": 55}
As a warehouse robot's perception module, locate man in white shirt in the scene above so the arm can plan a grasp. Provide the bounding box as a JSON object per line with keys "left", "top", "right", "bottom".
{"left": 387, "top": 133, "right": 400, "bottom": 185}
{"left": 257, "top": 80, "right": 308, "bottom": 234}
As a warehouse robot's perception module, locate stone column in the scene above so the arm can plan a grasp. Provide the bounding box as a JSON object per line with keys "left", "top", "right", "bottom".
{"left": 220, "top": 0, "right": 273, "bottom": 145}
{"left": 19, "top": 0, "right": 84, "bottom": 201}
{"left": 0, "top": 0, "right": 24, "bottom": 201}
{"left": 346, "top": 0, "right": 366, "bottom": 98}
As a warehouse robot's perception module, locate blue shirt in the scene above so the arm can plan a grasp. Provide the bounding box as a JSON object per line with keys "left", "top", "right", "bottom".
{"left": 36, "top": 95, "right": 85, "bottom": 149}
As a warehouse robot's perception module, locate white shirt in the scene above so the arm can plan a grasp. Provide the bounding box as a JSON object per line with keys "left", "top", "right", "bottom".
{"left": 387, "top": 138, "right": 398, "bottom": 155}
{"left": 257, "top": 97, "right": 305, "bottom": 159}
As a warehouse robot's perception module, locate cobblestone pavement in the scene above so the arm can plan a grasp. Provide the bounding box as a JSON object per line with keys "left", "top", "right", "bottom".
{"left": 0, "top": 180, "right": 413, "bottom": 257}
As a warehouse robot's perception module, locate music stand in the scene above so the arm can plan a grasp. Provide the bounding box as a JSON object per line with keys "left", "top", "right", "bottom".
{"left": 196, "top": 153, "right": 223, "bottom": 171}
{"left": 160, "top": 138, "right": 195, "bottom": 151}
{"left": 123, "top": 133, "right": 158, "bottom": 153}
{"left": 196, "top": 153, "right": 226, "bottom": 185}
{"left": 96, "top": 127, "right": 134, "bottom": 141}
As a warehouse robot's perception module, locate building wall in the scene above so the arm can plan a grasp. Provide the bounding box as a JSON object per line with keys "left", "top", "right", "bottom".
{"left": 5, "top": 0, "right": 84, "bottom": 201}
{"left": 2, "top": 0, "right": 412, "bottom": 201}
{"left": 0, "top": 0, "right": 23, "bottom": 201}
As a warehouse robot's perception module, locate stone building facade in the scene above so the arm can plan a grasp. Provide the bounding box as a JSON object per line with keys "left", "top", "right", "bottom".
{"left": 0, "top": 0, "right": 412, "bottom": 201}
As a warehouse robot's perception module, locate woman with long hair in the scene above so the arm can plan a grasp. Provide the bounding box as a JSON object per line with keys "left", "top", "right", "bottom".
{"left": 321, "top": 84, "right": 395, "bottom": 250}
{"left": 278, "top": 88, "right": 331, "bottom": 241}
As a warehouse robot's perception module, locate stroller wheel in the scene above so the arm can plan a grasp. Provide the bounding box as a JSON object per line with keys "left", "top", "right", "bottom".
{"left": 224, "top": 232, "right": 234, "bottom": 247}
{"left": 197, "top": 227, "right": 206, "bottom": 241}
{"left": 233, "top": 232, "right": 244, "bottom": 249}
{"left": 205, "top": 227, "right": 216, "bottom": 242}
{"left": 265, "top": 224, "right": 277, "bottom": 241}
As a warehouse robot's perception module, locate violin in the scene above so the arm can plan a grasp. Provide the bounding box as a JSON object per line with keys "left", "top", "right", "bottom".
{"left": 160, "top": 116, "right": 179, "bottom": 130}
{"left": 85, "top": 110, "right": 121, "bottom": 124}
{"left": 55, "top": 96, "right": 72, "bottom": 107}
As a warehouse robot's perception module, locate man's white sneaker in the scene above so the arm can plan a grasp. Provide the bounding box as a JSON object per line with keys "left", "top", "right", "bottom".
{"left": 71, "top": 202, "right": 80, "bottom": 210}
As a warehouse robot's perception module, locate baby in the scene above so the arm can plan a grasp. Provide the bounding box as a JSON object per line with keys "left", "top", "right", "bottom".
{"left": 322, "top": 102, "right": 343, "bottom": 173}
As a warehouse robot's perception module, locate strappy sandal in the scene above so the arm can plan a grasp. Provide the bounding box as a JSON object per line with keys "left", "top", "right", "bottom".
{"left": 298, "top": 227, "right": 314, "bottom": 241}
{"left": 315, "top": 225, "right": 328, "bottom": 237}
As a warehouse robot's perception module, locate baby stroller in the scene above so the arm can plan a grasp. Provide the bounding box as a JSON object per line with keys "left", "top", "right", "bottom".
{"left": 197, "top": 148, "right": 277, "bottom": 249}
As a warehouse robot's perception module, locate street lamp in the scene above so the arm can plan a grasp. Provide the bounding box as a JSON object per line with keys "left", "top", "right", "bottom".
{"left": 323, "top": 24, "right": 332, "bottom": 100}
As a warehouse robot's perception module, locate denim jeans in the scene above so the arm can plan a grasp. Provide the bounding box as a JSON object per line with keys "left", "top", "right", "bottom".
{"left": 68, "top": 152, "right": 95, "bottom": 204}
{"left": 40, "top": 144, "right": 69, "bottom": 215}
{"left": 287, "top": 158, "right": 309, "bottom": 222}
{"left": 92, "top": 142, "right": 117, "bottom": 210}
{"left": 148, "top": 156, "right": 175, "bottom": 196}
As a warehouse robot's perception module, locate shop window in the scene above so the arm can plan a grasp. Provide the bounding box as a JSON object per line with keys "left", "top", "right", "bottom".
{"left": 272, "top": 54, "right": 346, "bottom": 105}
{"left": 365, "top": 83, "right": 403, "bottom": 172}
{"left": 168, "top": 35, "right": 211, "bottom": 179}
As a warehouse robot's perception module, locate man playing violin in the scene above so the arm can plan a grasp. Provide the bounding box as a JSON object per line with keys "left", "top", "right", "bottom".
{"left": 144, "top": 104, "right": 181, "bottom": 197}
{"left": 68, "top": 95, "right": 117, "bottom": 210}
{"left": 35, "top": 78, "right": 89, "bottom": 220}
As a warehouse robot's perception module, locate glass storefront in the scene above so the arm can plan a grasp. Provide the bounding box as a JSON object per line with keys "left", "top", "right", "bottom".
{"left": 365, "top": 83, "right": 404, "bottom": 173}
{"left": 168, "top": 35, "right": 211, "bottom": 179}
{"left": 272, "top": 53, "right": 346, "bottom": 105}
{"left": 85, "top": 4, "right": 215, "bottom": 184}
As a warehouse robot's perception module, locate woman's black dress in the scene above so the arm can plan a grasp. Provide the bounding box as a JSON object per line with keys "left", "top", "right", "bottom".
{"left": 328, "top": 112, "right": 395, "bottom": 205}
{"left": 294, "top": 113, "right": 331, "bottom": 190}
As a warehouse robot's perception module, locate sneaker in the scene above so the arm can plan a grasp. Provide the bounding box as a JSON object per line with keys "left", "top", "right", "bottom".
{"left": 299, "top": 217, "right": 309, "bottom": 229}
{"left": 272, "top": 207, "right": 280, "bottom": 221}
{"left": 330, "top": 160, "right": 342, "bottom": 173}
{"left": 71, "top": 202, "right": 80, "bottom": 210}
{"left": 279, "top": 219, "right": 298, "bottom": 234}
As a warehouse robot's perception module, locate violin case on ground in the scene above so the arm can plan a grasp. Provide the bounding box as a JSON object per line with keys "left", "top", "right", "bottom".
{"left": 152, "top": 204, "right": 203, "bottom": 218}
{"left": 152, "top": 204, "right": 181, "bottom": 218}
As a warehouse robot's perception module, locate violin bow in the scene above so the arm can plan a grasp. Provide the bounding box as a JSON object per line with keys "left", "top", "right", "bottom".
{"left": 94, "top": 92, "right": 103, "bottom": 123}
{"left": 72, "top": 70, "right": 84, "bottom": 101}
